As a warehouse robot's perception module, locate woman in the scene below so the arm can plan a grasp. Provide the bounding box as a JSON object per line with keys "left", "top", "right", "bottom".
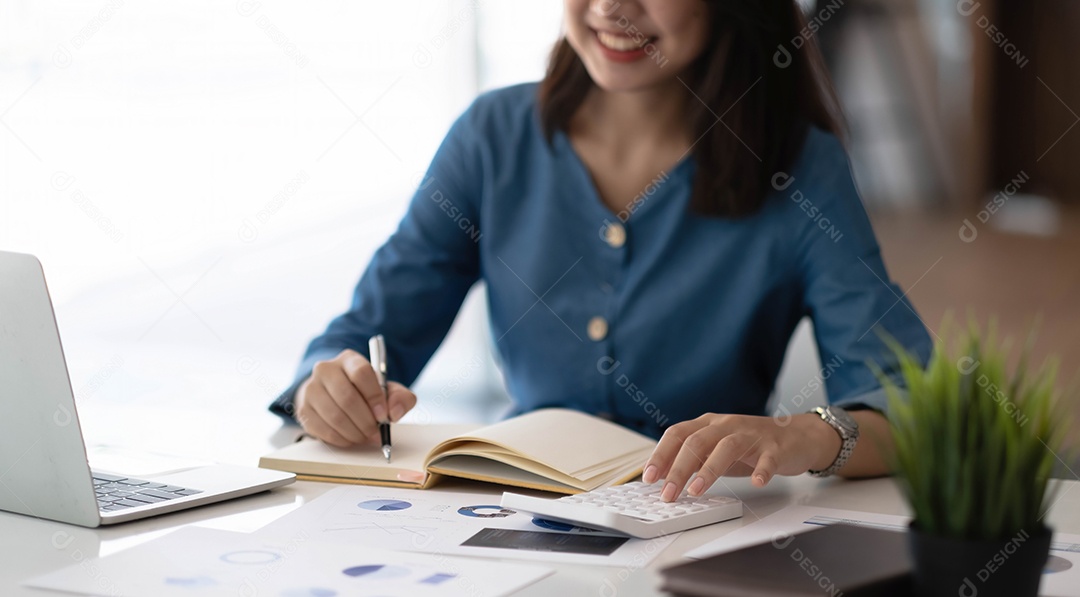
{"left": 270, "top": 0, "right": 931, "bottom": 502}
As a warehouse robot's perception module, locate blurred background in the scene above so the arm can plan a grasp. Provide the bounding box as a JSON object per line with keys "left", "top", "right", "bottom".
{"left": 1, "top": 1, "right": 1077, "bottom": 466}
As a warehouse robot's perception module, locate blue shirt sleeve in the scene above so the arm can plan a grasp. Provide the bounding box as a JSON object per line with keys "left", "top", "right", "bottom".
{"left": 269, "top": 102, "right": 485, "bottom": 421}
{"left": 792, "top": 131, "right": 932, "bottom": 415}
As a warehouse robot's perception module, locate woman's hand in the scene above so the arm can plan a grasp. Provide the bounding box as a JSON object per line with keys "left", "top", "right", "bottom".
{"left": 642, "top": 413, "right": 842, "bottom": 502}
{"left": 294, "top": 349, "right": 417, "bottom": 448}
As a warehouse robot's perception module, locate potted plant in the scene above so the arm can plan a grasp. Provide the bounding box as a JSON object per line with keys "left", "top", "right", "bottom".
{"left": 879, "top": 322, "right": 1069, "bottom": 597}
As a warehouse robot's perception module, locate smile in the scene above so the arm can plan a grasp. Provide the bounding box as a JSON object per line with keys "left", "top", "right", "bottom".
{"left": 595, "top": 30, "right": 655, "bottom": 52}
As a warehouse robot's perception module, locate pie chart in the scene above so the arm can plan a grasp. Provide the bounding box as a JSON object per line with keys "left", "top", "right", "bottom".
{"left": 457, "top": 505, "right": 516, "bottom": 518}
{"left": 342, "top": 564, "right": 411, "bottom": 580}
{"left": 357, "top": 499, "right": 412, "bottom": 512}
{"left": 1044, "top": 555, "right": 1073, "bottom": 574}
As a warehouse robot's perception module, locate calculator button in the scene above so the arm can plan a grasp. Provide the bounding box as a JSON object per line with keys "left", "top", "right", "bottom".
{"left": 500, "top": 482, "right": 743, "bottom": 539}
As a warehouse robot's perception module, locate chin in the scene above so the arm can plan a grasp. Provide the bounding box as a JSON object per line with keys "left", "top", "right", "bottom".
{"left": 581, "top": 61, "right": 680, "bottom": 94}
{"left": 590, "top": 76, "right": 668, "bottom": 94}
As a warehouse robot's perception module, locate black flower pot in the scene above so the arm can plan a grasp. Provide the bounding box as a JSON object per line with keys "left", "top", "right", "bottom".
{"left": 908, "top": 523, "right": 1051, "bottom": 597}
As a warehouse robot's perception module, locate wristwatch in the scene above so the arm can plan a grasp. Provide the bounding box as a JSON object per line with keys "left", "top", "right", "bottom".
{"left": 806, "top": 406, "right": 860, "bottom": 478}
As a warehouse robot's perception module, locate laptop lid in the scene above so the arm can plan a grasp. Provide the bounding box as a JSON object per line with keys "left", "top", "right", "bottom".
{"left": 0, "top": 251, "right": 100, "bottom": 527}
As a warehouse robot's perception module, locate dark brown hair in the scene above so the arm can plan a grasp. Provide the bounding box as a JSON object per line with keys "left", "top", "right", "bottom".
{"left": 539, "top": 1, "right": 843, "bottom": 217}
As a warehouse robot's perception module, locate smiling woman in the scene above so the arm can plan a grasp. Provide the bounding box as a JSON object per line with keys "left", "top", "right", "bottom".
{"left": 273, "top": 0, "right": 932, "bottom": 502}
{"left": 543, "top": 0, "right": 843, "bottom": 218}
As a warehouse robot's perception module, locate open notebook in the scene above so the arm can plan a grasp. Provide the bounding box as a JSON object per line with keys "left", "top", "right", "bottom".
{"left": 259, "top": 409, "right": 657, "bottom": 494}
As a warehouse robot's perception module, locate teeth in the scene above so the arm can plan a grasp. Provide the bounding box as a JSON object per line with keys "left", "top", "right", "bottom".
{"left": 597, "top": 31, "right": 648, "bottom": 52}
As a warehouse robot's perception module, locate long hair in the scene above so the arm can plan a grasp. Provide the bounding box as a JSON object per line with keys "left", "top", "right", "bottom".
{"left": 538, "top": 1, "right": 843, "bottom": 217}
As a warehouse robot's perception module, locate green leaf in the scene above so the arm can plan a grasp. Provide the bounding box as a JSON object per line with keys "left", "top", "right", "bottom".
{"left": 873, "top": 320, "right": 1069, "bottom": 540}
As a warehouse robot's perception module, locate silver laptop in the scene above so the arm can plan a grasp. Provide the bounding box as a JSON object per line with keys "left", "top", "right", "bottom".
{"left": 0, "top": 250, "right": 295, "bottom": 527}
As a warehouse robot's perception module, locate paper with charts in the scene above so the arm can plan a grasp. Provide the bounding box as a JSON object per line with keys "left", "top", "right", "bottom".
{"left": 254, "top": 485, "right": 676, "bottom": 566}
{"left": 685, "top": 504, "right": 1080, "bottom": 597}
{"left": 25, "top": 526, "right": 551, "bottom": 597}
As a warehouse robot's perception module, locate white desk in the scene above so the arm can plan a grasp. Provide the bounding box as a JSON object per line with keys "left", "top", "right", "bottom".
{"left": 6, "top": 465, "right": 1080, "bottom": 596}
{"left": 4, "top": 343, "right": 1080, "bottom": 595}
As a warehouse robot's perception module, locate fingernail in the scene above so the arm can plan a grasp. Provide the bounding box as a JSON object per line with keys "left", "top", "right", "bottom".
{"left": 688, "top": 477, "right": 705, "bottom": 496}
{"left": 372, "top": 404, "right": 388, "bottom": 423}
{"left": 754, "top": 474, "right": 767, "bottom": 487}
{"left": 389, "top": 405, "right": 405, "bottom": 422}
{"left": 643, "top": 465, "right": 658, "bottom": 484}
{"left": 396, "top": 471, "right": 426, "bottom": 483}
{"left": 661, "top": 482, "right": 677, "bottom": 502}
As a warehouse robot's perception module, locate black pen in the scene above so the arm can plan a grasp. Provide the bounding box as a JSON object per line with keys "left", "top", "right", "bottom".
{"left": 368, "top": 334, "right": 392, "bottom": 463}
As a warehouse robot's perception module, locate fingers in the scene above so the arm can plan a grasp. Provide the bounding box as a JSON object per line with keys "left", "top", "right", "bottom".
{"left": 305, "top": 377, "right": 369, "bottom": 444}
{"left": 296, "top": 350, "right": 419, "bottom": 448}
{"left": 295, "top": 379, "right": 357, "bottom": 448}
{"left": 340, "top": 351, "right": 390, "bottom": 422}
{"left": 751, "top": 451, "right": 780, "bottom": 487}
{"left": 643, "top": 417, "right": 710, "bottom": 484}
{"left": 320, "top": 365, "right": 379, "bottom": 438}
{"left": 386, "top": 381, "right": 417, "bottom": 422}
{"left": 664, "top": 430, "right": 754, "bottom": 501}
{"left": 300, "top": 410, "right": 353, "bottom": 448}
{"left": 686, "top": 436, "right": 768, "bottom": 497}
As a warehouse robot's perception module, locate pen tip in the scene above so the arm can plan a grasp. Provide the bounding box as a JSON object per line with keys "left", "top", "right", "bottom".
{"left": 382, "top": 446, "right": 391, "bottom": 463}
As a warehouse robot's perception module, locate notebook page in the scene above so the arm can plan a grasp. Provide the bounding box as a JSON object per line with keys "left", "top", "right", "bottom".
{"left": 260, "top": 423, "right": 479, "bottom": 481}
{"left": 435, "top": 409, "right": 655, "bottom": 478}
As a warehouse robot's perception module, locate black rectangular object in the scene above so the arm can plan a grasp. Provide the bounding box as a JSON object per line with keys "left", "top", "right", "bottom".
{"left": 461, "top": 528, "right": 629, "bottom": 555}
{"left": 660, "top": 523, "right": 912, "bottom": 597}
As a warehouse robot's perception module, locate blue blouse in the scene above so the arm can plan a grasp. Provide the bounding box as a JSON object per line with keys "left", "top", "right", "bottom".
{"left": 270, "top": 82, "right": 931, "bottom": 438}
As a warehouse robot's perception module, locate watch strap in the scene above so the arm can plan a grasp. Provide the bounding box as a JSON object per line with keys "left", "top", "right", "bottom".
{"left": 807, "top": 406, "right": 859, "bottom": 478}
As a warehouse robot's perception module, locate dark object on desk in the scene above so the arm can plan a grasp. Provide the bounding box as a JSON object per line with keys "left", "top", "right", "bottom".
{"left": 660, "top": 524, "right": 911, "bottom": 597}
{"left": 461, "top": 528, "right": 628, "bottom": 556}
{"left": 909, "top": 522, "right": 1050, "bottom": 597}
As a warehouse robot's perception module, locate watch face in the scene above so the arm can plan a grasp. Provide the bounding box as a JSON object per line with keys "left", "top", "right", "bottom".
{"left": 829, "top": 407, "right": 859, "bottom": 436}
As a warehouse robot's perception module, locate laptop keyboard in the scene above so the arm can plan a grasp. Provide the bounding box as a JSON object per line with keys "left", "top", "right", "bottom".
{"left": 92, "top": 472, "right": 203, "bottom": 512}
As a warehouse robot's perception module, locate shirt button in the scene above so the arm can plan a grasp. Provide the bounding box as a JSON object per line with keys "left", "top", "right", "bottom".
{"left": 603, "top": 222, "right": 626, "bottom": 248}
{"left": 587, "top": 316, "right": 609, "bottom": 341}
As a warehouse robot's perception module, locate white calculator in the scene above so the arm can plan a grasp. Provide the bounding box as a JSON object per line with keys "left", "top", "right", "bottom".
{"left": 500, "top": 481, "right": 743, "bottom": 539}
